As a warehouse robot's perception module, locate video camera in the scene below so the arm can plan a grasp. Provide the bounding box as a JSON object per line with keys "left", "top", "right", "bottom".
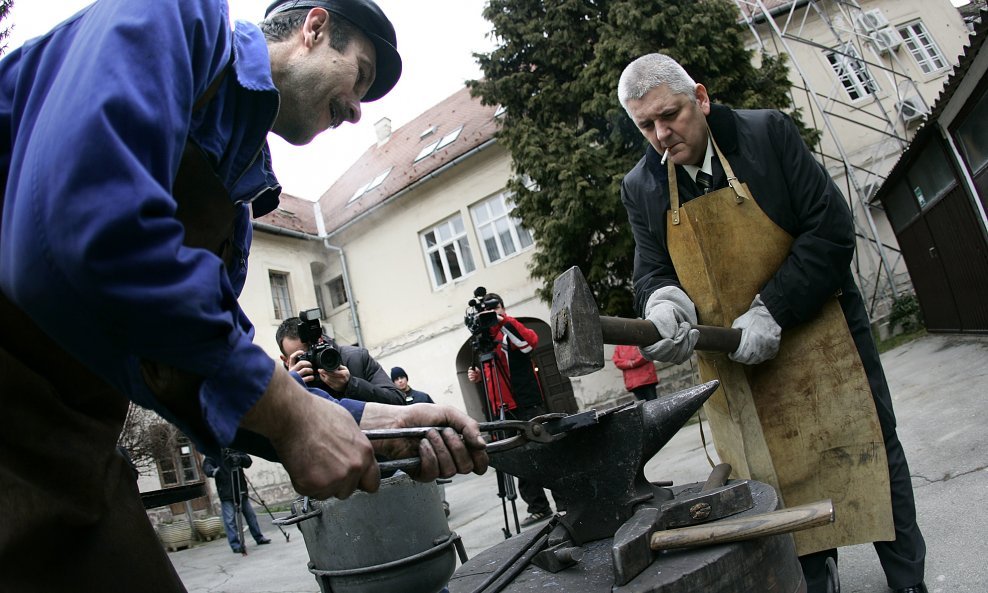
{"left": 464, "top": 287, "right": 502, "bottom": 353}
{"left": 295, "top": 308, "right": 342, "bottom": 372}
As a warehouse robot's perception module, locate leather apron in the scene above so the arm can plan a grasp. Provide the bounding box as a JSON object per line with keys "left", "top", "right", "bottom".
{"left": 664, "top": 136, "right": 893, "bottom": 555}
{"left": 0, "top": 74, "right": 239, "bottom": 591}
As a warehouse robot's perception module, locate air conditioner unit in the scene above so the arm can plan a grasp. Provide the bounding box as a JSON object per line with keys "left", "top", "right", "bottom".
{"left": 898, "top": 96, "right": 927, "bottom": 124}
{"left": 855, "top": 9, "right": 890, "bottom": 32}
{"left": 861, "top": 180, "right": 882, "bottom": 203}
{"left": 872, "top": 27, "right": 903, "bottom": 54}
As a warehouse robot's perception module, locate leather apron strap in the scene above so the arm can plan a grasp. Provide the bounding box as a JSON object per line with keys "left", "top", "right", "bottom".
{"left": 664, "top": 128, "right": 893, "bottom": 555}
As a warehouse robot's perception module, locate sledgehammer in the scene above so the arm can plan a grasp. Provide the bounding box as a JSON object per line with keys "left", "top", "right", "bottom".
{"left": 550, "top": 266, "right": 741, "bottom": 377}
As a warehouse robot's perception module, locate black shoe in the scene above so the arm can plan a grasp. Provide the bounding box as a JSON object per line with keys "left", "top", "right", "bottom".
{"left": 893, "top": 584, "right": 927, "bottom": 593}
{"left": 232, "top": 546, "right": 244, "bottom": 554}
{"left": 256, "top": 537, "right": 271, "bottom": 545}
{"left": 520, "top": 511, "right": 551, "bottom": 527}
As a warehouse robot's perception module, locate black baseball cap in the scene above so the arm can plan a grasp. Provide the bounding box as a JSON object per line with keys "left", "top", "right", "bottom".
{"left": 264, "top": 0, "right": 402, "bottom": 102}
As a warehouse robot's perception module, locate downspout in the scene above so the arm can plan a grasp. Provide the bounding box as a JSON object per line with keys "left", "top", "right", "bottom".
{"left": 250, "top": 218, "right": 365, "bottom": 347}
{"left": 314, "top": 201, "right": 365, "bottom": 347}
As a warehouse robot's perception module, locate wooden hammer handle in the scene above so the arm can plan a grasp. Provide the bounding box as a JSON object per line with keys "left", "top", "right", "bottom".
{"left": 649, "top": 500, "right": 834, "bottom": 551}
{"left": 599, "top": 316, "right": 742, "bottom": 353}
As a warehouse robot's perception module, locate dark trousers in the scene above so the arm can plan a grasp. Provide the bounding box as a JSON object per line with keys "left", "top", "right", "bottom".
{"left": 631, "top": 384, "right": 658, "bottom": 401}
{"left": 801, "top": 417, "right": 925, "bottom": 592}
{"left": 0, "top": 344, "right": 187, "bottom": 592}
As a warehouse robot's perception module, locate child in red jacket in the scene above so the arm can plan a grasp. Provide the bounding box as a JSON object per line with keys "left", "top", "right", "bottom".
{"left": 612, "top": 345, "right": 660, "bottom": 401}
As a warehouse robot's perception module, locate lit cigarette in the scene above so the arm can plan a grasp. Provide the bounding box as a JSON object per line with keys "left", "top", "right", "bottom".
{"left": 660, "top": 148, "right": 669, "bottom": 165}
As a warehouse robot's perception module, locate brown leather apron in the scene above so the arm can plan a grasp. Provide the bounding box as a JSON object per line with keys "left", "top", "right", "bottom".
{"left": 665, "top": 135, "right": 893, "bottom": 555}
{"left": 0, "top": 74, "right": 239, "bottom": 590}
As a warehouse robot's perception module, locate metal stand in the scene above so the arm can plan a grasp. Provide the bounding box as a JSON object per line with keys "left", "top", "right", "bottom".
{"left": 476, "top": 348, "right": 521, "bottom": 539}
{"left": 245, "top": 473, "right": 290, "bottom": 542}
{"left": 231, "top": 466, "right": 248, "bottom": 556}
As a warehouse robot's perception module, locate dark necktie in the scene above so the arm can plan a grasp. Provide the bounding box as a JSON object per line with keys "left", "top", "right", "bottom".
{"left": 696, "top": 170, "right": 713, "bottom": 194}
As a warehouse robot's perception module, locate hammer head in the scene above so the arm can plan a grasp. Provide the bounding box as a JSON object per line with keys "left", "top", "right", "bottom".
{"left": 551, "top": 266, "right": 603, "bottom": 377}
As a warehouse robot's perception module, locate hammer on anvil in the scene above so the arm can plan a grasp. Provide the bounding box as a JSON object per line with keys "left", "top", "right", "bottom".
{"left": 550, "top": 266, "right": 742, "bottom": 377}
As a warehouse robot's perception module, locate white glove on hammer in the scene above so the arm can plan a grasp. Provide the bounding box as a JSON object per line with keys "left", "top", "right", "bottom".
{"left": 729, "top": 294, "right": 782, "bottom": 365}
{"left": 641, "top": 286, "right": 699, "bottom": 365}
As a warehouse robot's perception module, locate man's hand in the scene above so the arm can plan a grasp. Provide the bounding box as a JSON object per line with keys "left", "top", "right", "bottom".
{"left": 318, "top": 365, "right": 352, "bottom": 392}
{"left": 360, "top": 403, "right": 489, "bottom": 482}
{"left": 729, "top": 295, "right": 782, "bottom": 365}
{"left": 641, "top": 286, "right": 699, "bottom": 364}
{"left": 287, "top": 349, "right": 316, "bottom": 384}
{"left": 241, "top": 365, "right": 379, "bottom": 499}
{"left": 466, "top": 366, "right": 481, "bottom": 383}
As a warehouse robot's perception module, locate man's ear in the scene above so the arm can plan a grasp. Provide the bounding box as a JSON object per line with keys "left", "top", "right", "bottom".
{"left": 301, "top": 7, "right": 330, "bottom": 48}
{"left": 695, "top": 83, "right": 711, "bottom": 115}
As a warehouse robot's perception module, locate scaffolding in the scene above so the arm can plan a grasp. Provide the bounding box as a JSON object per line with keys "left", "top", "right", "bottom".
{"left": 732, "top": 0, "right": 934, "bottom": 316}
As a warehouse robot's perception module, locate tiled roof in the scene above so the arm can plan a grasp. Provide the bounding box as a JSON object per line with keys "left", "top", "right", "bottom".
{"left": 255, "top": 191, "right": 319, "bottom": 236}
{"left": 316, "top": 86, "right": 500, "bottom": 235}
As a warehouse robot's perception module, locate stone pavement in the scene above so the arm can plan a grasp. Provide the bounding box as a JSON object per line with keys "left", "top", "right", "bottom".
{"left": 169, "top": 333, "right": 988, "bottom": 593}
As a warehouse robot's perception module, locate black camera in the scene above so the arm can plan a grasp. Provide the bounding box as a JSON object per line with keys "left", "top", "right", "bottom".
{"left": 464, "top": 287, "right": 501, "bottom": 353}
{"left": 295, "top": 308, "right": 342, "bottom": 372}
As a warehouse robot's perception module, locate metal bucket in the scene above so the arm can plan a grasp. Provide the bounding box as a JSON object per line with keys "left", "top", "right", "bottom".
{"left": 277, "top": 473, "right": 464, "bottom": 593}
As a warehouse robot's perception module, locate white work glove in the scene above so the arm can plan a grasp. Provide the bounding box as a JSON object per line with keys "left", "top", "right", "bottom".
{"left": 641, "top": 286, "right": 699, "bottom": 364}
{"left": 729, "top": 295, "right": 782, "bottom": 365}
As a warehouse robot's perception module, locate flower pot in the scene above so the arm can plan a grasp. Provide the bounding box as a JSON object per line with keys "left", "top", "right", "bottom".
{"left": 193, "top": 516, "right": 225, "bottom": 541}
{"left": 158, "top": 519, "right": 194, "bottom": 552}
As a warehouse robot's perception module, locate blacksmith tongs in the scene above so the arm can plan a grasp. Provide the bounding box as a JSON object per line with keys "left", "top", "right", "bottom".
{"left": 369, "top": 410, "right": 598, "bottom": 474}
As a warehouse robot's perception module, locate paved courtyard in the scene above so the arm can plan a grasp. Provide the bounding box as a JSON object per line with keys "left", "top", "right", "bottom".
{"left": 169, "top": 333, "right": 988, "bottom": 593}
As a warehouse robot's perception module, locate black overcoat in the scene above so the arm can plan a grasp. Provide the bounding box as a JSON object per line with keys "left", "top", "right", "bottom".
{"left": 620, "top": 104, "right": 896, "bottom": 435}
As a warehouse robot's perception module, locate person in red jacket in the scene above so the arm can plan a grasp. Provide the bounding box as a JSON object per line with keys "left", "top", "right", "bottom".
{"left": 612, "top": 345, "right": 660, "bottom": 401}
{"left": 467, "top": 293, "right": 562, "bottom": 526}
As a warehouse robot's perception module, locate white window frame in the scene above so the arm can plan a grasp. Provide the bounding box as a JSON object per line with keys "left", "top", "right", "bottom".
{"left": 826, "top": 44, "right": 879, "bottom": 102}
{"left": 897, "top": 21, "right": 948, "bottom": 75}
{"left": 269, "top": 270, "right": 293, "bottom": 320}
{"left": 420, "top": 214, "right": 476, "bottom": 289}
{"left": 469, "top": 192, "right": 534, "bottom": 265}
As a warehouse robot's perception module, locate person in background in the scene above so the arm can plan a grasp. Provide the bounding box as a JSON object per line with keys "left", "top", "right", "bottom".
{"left": 391, "top": 367, "right": 435, "bottom": 404}
{"left": 202, "top": 450, "right": 271, "bottom": 554}
{"left": 467, "top": 293, "right": 564, "bottom": 526}
{"left": 276, "top": 317, "right": 405, "bottom": 405}
{"left": 611, "top": 344, "right": 660, "bottom": 402}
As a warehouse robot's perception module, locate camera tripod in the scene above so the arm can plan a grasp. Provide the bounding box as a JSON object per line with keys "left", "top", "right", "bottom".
{"left": 229, "top": 467, "right": 290, "bottom": 556}
{"left": 474, "top": 347, "right": 522, "bottom": 539}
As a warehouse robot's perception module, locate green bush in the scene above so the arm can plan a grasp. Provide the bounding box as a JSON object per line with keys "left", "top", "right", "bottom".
{"left": 888, "top": 294, "right": 924, "bottom": 334}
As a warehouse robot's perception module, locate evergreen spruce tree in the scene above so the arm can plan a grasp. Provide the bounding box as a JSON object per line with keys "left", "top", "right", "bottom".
{"left": 470, "top": 0, "right": 814, "bottom": 316}
{"left": 0, "top": 0, "right": 13, "bottom": 56}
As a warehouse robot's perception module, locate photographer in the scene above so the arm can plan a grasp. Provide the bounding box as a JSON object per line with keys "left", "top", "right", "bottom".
{"left": 276, "top": 313, "right": 405, "bottom": 406}
{"left": 203, "top": 450, "right": 271, "bottom": 554}
{"left": 466, "top": 292, "right": 563, "bottom": 527}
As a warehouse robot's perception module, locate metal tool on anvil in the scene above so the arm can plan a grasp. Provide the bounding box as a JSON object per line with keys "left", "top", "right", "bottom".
{"left": 369, "top": 410, "right": 600, "bottom": 473}
{"left": 611, "top": 463, "right": 754, "bottom": 585}
{"left": 487, "top": 381, "right": 721, "bottom": 545}
{"left": 550, "top": 265, "right": 743, "bottom": 377}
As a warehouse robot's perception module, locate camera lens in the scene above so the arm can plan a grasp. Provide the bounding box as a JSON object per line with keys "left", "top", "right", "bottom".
{"left": 316, "top": 347, "right": 342, "bottom": 371}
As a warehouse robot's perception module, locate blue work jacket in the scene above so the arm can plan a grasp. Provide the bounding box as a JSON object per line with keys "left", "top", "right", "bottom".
{"left": 0, "top": 0, "right": 363, "bottom": 454}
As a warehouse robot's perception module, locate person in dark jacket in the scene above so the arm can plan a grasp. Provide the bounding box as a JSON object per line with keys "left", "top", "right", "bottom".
{"left": 276, "top": 317, "right": 405, "bottom": 405}
{"left": 390, "top": 367, "right": 435, "bottom": 404}
{"left": 203, "top": 450, "right": 271, "bottom": 554}
{"left": 616, "top": 53, "right": 926, "bottom": 593}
